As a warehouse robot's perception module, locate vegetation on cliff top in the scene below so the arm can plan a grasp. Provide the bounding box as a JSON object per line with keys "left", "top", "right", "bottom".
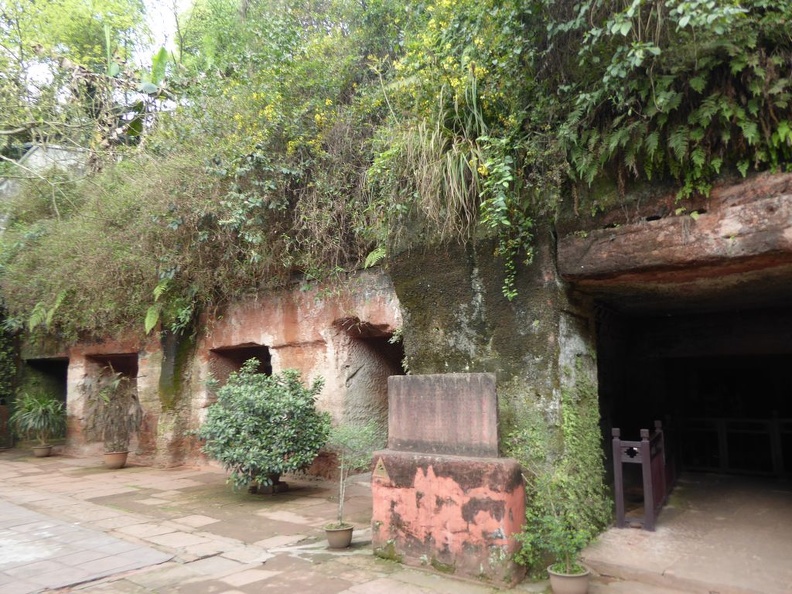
{"left": 2, "top": 0, "right": 792, "bottom": 338}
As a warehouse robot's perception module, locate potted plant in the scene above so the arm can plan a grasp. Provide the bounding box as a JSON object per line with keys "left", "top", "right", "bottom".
{"left": 9, "top": 391, "right": 66, "bottom": 457}
{"left": 323, "top": 420, "right": 386, "bottom": 548}
{"left": 84, "top": 367, "right": 142, "bottom": 469}
{"left": 509, "top": 379, "right": 612, "bottom": 594}
{"left": 197, "top": 360, "right": 331, "bottom": 493}
{"left": 523, "top": 467, "right": 595, "bottom": 594}
{"left": 513, "top": 442, "right": 611, "bottom": 594}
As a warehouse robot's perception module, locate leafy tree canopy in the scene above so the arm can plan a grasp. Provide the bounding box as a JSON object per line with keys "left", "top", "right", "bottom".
{"left": 2, "top": 0, "right": 792, "bottom": 339}
{"left": 0, "top": 0, "right": 151, "bottom": 160}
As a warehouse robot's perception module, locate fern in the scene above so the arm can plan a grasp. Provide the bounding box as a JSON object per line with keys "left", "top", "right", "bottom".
{"left": 364, "top": 246, "right": 387, "bottom": 269}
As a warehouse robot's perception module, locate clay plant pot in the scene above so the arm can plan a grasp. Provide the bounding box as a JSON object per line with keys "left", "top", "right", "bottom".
{"left": 32, "top": 445, "right": 53, "bottom": 457}
{"left": 103, "top": 451, "right": 129, "bottom": 470}
{"left": 325, "top": 524, "right": 354, "bottom": 549}
{"left": 547, "top": 565, "right": 591, "bottom": 594}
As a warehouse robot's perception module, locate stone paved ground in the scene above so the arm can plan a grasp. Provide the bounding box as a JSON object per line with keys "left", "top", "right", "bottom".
{"left": 1, "top": 449, "right": 546, "bottom": 594}
{"left": 584, "top": 473, "right": 792, "bottom": 594}
{"left": 3, "top": 449, "right": 789, "bottom": 594}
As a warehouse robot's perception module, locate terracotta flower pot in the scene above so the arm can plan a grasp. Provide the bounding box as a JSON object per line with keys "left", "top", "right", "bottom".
{"left": 548, "top": 565, "right": 591, "bottom": 594}
{"left": 325, "top": 524, "right": 354, "bottom": 548}
{"left": 103, "top": 451, "right": 129, "bottom": 470}
{"left": 32, "top": 445, "right": 53, "bottom": 457}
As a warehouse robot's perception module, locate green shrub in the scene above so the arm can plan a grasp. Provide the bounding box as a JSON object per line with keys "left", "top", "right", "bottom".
{"left": 508, "top": 373, "right": 611, "bottom": 576}
{"left": 516, "top": 462, "right": 600, "bottom": 575}
{"left": 198, "top": 360, "right": 331, "bottom": 490}
{"left": 10, "top": 391, "right": 66, "bottom": 446}
{"left": 83, "top": 368, "right": 142, "bottom": 453}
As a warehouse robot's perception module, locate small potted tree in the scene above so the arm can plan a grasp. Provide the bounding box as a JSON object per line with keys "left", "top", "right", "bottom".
{"left": 521, "top": 467, "right": 595, "bottom": 594}
{"left": 324, "top": 420, "right": 386, "bottom": 548}
{"left": 510, "top": 381, "right": 611, "bottom": 594}
{"left": 514, "top": 440, "right": 611, "bottom": 594}
{"left": 84, "top": 368, "right": 142, "bottom": 469}
{"left": 198, "top": 360, "right": 331, "bottom": 493}
{"left": 10, "top": 391, "right": 66, "bottom": 457}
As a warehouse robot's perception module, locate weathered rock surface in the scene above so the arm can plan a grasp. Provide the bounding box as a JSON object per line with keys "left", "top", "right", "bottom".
{"left": 558, "top": 173, "right": 792, "bottom": 313}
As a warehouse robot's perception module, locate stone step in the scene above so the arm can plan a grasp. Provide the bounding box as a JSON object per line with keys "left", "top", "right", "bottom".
{"left": 586, "top": 557, "right": 767, "bottom": 594}
{"left": 591, "top": 576, "right": 699, "bottom": 594}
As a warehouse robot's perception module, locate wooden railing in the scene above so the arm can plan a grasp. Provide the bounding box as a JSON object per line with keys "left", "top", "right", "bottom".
{"left": 612, "top": 420, "right": 672, "bottom": 531}
{"left": 677, "top": 416, "right": 792, "bottom": 477}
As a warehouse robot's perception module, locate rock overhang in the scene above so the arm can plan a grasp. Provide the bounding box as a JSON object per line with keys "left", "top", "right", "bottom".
{"left": 557, "top": 173, "right": 792, "bottom": 315}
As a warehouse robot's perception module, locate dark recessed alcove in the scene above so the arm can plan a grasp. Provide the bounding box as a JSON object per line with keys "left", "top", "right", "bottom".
{"left": 598, "top": 306, "right": 792, "bottom": 478}
{"left": 209, "top": 344, "right": 272, "bottom": 386}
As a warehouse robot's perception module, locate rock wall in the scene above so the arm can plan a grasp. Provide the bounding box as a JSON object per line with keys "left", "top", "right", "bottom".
{"left": 27, "top": 270, "right": 402, "bottom": 465}
{"left": 557, "top": 173, "right": 792, "bottom": 313}
{"left": 388, "top": 230, "right": 598, "bottom": 453}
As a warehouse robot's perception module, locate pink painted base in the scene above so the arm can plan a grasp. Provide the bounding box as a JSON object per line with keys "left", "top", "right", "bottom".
{"left": 371, "top": 451, "right": 525, "bottom": 586}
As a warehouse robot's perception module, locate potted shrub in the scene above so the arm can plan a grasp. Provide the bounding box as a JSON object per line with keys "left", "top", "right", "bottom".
{"left": 323, "top": 420, "right": 386, "bottom": 548}
{"left": 84, "top": 368, "right": 142, "bottom": 469}
{"left": 510, "top": 380, "right": 611, "bottom": 594}
{"left": 521, "top": 467, "right": 595, "bottom": 594}
{"left": 10, "top": 391, "right": 66, "bottom": 457}
{"left": 513, "top": 437, "right": 610, "bottom": 594}
{"left": 197, "top": 360, "right": 331, "bottom": 493}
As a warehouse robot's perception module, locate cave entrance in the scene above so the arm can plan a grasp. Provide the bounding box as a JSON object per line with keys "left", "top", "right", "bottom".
{"left": 592, "top": 302, "right": 792, "bottom": 581}
{"left": 558, "top": 190, "right": 792, "bottom": 580}
{"left": 85, "top": 353, "right": 138, "bottom": 379}
{"left": 209, "top": 344, "right": 272, "bottom": 387}
{"left": 598, "top": 305, "right": 792, "bottom": 481}
{"left": 7, "top": 357, "right": 70, "bottom": 447}
{"left": 334, "top": 317, "right": 406, "bottom": 428}
{"left": 22, "top": 358, "right": 69, "bottom": 405}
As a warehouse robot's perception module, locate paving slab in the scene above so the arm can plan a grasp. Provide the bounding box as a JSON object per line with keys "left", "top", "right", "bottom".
{"left": 583, "top": 473, "right": 792, "bottom": 594}
{"left": 344, "top": 577, "right": 430, "bottom": 594}
{"left": 124, "top": 562, "right": 204, "bottom": 590}
{"left": 0, "top": 501, "right": 172, "bottom": 593}
{"left": 3, "top": 451, "right": 792, "bottom": 594}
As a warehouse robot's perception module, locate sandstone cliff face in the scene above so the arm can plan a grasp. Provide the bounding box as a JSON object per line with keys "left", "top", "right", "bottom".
{"left": 386, "top": 172, "right": 792, "bottom": 477}
{"left": 557, "top": 173, "right": 792, "bottom": 315}
{"left": 388, "top": 228, "right": 597, "bottom": 456}
{"left": 20, "top": 173, "right": 792, "bottom": 471}
{"left": 25, "top": 270, "right": 402, "bottom": 465}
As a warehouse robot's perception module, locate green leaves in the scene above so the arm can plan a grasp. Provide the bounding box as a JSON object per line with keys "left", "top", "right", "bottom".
{"left": 6, "top": 0, "right": 792, "bottom": 334}
{"left": 9, "top": 392, "right": 66, "bottom": 446}
{"left": 83, "top": 369, "right": 142, "bottom": 452}
{"left": 197, "top": 362, "right": 331, "bottom": 491}
{"left": 28, "top": 291, "right": 66, "bottom": 333}
{"left": 364, "top": 246, "right": 387, "bottom": 269}
{"left": 509, "top": 371, "right": 610, "bottom": 574}
{"left": 561, "top": 0, "right": 792, "bottom": 200}
{"left": 0, "top": 0, "right": 148, "bottom": 161}
{"left": 326, "top": 420, "right": 386, "bottom": 522}
{"left": 144, "top": 306, "right": 160, "bottom": 335}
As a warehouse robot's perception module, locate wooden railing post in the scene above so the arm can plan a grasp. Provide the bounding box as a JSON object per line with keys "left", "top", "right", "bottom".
{"left": 640, "top": 428, "right": 655, "bottom": 531}
{"left": 770, "top": 412, "right": 783, "bottom": 477}
{"left": 655, "top": 420, "right": 667, "bottom": 509}
{"left": 612, "top": 428, "right": 625, "bottom": 528}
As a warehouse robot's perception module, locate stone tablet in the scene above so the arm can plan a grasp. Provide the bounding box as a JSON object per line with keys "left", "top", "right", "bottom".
{"left": 387, "top": 373, "right": 498, "bottom": 457}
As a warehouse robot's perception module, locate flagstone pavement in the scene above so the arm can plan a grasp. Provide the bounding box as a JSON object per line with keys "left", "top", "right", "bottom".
{"left": 1, "top": 448, "right": 548, "bottom": 594}
{"left": 0, "top": 448, "right": 725, "bottom": 594}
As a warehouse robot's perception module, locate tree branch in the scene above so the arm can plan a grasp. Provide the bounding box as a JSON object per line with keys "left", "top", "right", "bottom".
{"left": 0, "top": 124, "right": 35, "bottom": 136}
{"left": 0, "top": 153, "right": 74, "bottom": 220}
